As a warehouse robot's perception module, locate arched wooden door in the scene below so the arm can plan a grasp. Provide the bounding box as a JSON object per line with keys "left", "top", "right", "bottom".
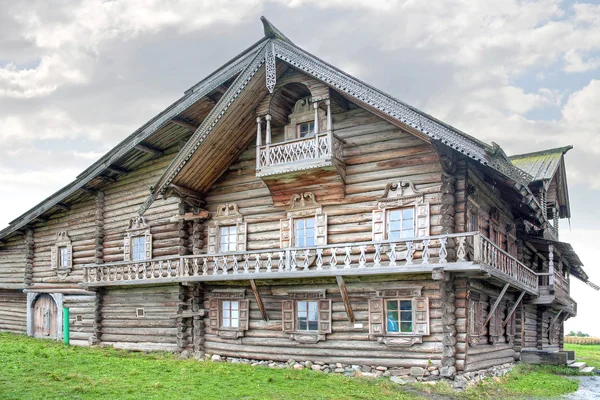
{"left": 32, "top": 294, "right": 58, "bottom": 338}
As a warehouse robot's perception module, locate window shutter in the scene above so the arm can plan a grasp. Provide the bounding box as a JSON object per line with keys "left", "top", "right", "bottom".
{"left": 50, "top": 246, "right": 58, "bottom": 269}
{"left": 415, "top": 203, "right": 430, "bottom": 237}
{"left": 477, "top": 301, "right": 484, "bottom": 336}
{"left": 368, "top": 298, "right": 385, "bottom": 336}
{"left": 144, "top": 231, "right": 153, "bottom": 260}
{"left": 208, "top": 224, "right": 218, "bottom": 253}
{"left": 315, "top": 213, "right": 328, "bottom": 246}
{"left": 66, "top": 244, "right": 73, "bottom": 269}
{"left": 318, "top": 299, "right": 332, "bottom": 334}
{"left": 280, "top": 218, "right": 291, "bottom": 248}
{"left": 208, "top": 298, "right": 219, "bottom": 331}
{"left": 413, "top": 297, "right": 430, "bottom": 335}
{"left": 489, "top": 300, "right": 497, "bottom": 337}
{"left": 372, "top": 209, "right": 385, "bottom": 241}
{"left": 123, "top": 236, "right": 131, "bottom": 261}
{"left": 239, "top": 299, "right": 249, "bottom": 331}
{"left": 281, "top": 300, "right": 295, "bottom": 332}
{"left": 236, "top": 222, "right": 247, "bottom": 252}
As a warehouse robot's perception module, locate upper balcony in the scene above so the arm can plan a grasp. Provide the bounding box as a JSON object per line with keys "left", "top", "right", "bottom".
{"left": 81, "top": 232, "right": 539, "bottom": 295}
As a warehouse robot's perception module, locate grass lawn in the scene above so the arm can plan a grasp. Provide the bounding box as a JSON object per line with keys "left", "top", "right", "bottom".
{"left": 0, "top": 333, "right": 419, "bottom": 400}
{"left": 565, "top": 343, "right": 600, "bottom": 368}
{"left": 1, "top": 333, "right": 594, "bottom": 400}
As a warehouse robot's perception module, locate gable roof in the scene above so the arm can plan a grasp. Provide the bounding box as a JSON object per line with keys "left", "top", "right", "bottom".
{"left": 0, "top": 37, "right": 268, "bottom": 241}
{"left": 140, "top": 17, "right": 540, "bottom": 215}
{"left": 510, "top": 145, "right": 572, "bottom": 183}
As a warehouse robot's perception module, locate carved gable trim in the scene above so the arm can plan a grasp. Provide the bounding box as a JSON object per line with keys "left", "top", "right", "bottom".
{"left": 208, "top": 203, "right": 247, "bottom": 253}
{"left": 51, "top": 231, "right": 73, "bottom": 280}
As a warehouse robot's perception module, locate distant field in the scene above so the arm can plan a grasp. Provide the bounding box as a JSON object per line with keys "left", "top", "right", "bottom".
{"left": 564, "top": 336, "right": 600, "bottom": 345}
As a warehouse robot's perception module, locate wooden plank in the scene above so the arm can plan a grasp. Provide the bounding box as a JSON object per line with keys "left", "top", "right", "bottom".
{"left": 482, "top": 283, "right": 509, "bottom": 328}
{"left": 249, "top": 279, "right": 268, "bottom": 321}
{"left": 335, "top": 275, "right": 354, "bottom": 323}
{"left": 503, "top": 291, "right": 525, "bottom": 328}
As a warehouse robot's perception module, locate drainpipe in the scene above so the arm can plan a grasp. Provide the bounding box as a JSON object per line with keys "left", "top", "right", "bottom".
{"left": 63, "top": 307, "right": 70, "bottom": 345}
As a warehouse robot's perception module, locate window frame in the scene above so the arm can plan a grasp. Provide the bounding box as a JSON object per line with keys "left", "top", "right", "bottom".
{"left": 131, "top": 235, "right": 147, "bottom": 261}
{"left": 218, "top": 225, "right": 238, "bottom": 253}
{"left": 385, "top": 207, "right": 416, "bottom": 241}
{"left": 124, "top": 216, "right": 152, "bottom": 262}
{"left": 384, "top": 298, "right": 414, "bottom": 335}
{"left": 220, "top": 299, "right": 240, "bottom": 329}
{"left": 208, "top": 203, "right": 247, "bottom": 254}
{"left": 58, "top": 246, "right": 70, "bottom": 268}
{"left": 293, "top": 217, "right": 316, "bottom": 248}
{"left": 296, "top": 121, "right": 315, "bottom": 138}
{"left": 296, "top": 300, "right": 319, "bottom": 331}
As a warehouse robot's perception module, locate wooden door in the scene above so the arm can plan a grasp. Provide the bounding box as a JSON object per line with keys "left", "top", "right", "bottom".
{"left": 33, "top": 294, "right": 58, "bottom": 338}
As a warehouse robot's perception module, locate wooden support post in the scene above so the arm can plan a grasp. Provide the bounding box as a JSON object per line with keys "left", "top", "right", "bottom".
{"left": 326, "top": 99, "right": 332, "bottom": 132}
{"left": 313, "top": 101, "right": 319, "bottom": 134}
{"left": 483, "top": 283, "right": 509, "bottom": 328}
{"left": 256, "top": 117, "right": 262, "bottom": 171}
{"left": 249, "top": 279, "right": 268, "bottom": 321}
{"left": 503, "top": 291, "right": 525, "bottom": 328}
{"left": 336, "top": 276, "right": 355, "bottom": 323}
{"left": 548, "top": 244, "right": 555, "bottom": 287}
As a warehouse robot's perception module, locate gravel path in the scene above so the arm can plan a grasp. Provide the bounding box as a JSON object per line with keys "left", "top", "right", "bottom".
{"left": 565, "top": 376, "right": 600, "bottom": 400}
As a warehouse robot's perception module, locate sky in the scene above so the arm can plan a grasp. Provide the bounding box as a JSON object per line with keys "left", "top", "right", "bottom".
{"left": 0, "top": 0, "right": 598, "bottom": 335}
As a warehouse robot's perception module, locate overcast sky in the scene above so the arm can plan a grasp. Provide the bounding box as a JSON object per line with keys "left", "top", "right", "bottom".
{"left": 0, "top": 0, "right": 598, "bottom": 335}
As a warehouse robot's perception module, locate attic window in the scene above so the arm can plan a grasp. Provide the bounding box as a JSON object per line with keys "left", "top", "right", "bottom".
{"left": 297, "top": 121, "right": 315, "bottom": 138}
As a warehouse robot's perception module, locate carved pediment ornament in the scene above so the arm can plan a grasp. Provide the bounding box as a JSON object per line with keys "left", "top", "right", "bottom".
{"left": 214, "top": 203, "right": 242, "bottom": 219}
{"left": 287, "top": 192, "right": 322, "bottom": 215}
{"left": 55, "top": 231, "right": 71, "bottom": 246}
{"left": 377, "top": 180, "right": 425, "bottom": 208}
{"left": 127, "top": 216, "right": 149, "bottom": 232}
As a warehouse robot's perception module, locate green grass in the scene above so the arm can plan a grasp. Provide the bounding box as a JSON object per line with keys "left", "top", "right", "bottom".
{"left": 0, "top": 333, "right": 420, "bottom": 400}
{"left": 565, "top": 343, "right": 600, "bottom": 368}
{"left": 417, "top": 364, "right": 579, "bottom": 400}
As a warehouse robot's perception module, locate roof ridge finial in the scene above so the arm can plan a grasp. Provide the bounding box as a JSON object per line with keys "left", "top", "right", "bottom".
{"left": 261, "top": 16, "right": 293, "bottom": 44}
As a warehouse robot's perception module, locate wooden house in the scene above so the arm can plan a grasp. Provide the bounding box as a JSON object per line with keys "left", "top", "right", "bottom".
{"left": 0, "top": 17, "right": 597, "bottom": 377}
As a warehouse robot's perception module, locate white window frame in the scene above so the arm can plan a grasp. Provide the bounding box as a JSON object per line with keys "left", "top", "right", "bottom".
{"left": 296, "top": 300, "right": 319, "bottom": 331}
{"left": 280, "top": 192, "right": 327, "bottom": 248}
{"left": 124, "top": 216, "right": 152, "bottom": 262}
{"left": 131, "top": 235, "right": 147, "bottom": 261}
{"left": 208, "top": 203, "right": 247, "bottom": 254}
{"left": 218, "top": 225, "right": 238, "bottom": 253}
{"left": 51, "top": 231, "right": 72, "bottom": 280}
{"left": 221, "top": 299, "right": 240, "bottom": 329}
{"left": 384, "top": 298, "right": 414, "bottom": 335}
{"left": 293, "top": 217, "right": 316, "bottom": 247}
{"left": 385, "top": 208, "right": 416, "bottom": 240}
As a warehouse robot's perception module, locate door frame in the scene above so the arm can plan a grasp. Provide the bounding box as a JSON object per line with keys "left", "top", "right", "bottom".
{"left": 26, "top": 292, "right": 64, "bottom": 339}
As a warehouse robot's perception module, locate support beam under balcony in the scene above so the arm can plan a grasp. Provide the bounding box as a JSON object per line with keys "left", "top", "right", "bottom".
{"left": 483, "top": 283, "right": 509, "bottom": 328}
{"left": 249, "top": 279, "right": 268, "bottom": 321}
{"left": 336, "top": 276, "right": 354, "bottom": 323}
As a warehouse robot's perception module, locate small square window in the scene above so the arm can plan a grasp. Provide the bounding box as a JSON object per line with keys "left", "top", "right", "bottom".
{"left": 136, "top": 308, "right": 145, "bottom": 318}
{"left": 76, "top": 315, "right": 83, "bottom": 323}
{"left": 387, "top": 208, "right": 415, "bottom": 240}
{"left": 297, "top": 121, "right": 315, "bottom": 138}
{"left": 131, "top": 236, "right": 147, "bottom": 261}
{"left": 297, "top": 300, "right": 319, "bottom": 331}
{"left": 219, "top": 225, "right": 238, "bottom": 253}
{"left": 386, "top": 299, "right": 413, "bottom": 333}
{"left": 221, "top": 300, "right": 240, "bottom": 328}
{"left": 294, "top": 218, "right": 315, "bottom": 247}
{"left": 58, "top": 247, "right": 69, "bottom": 268}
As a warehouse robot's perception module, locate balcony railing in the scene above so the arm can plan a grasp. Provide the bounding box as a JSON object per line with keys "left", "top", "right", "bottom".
{"left": 473, "top": 234, "right": 539, "bottom": 292}
{"left": 81, "top": 233, "right": 539, "bottom": 293}
{"left": 255, "top": 131, "right": 344, "bottom": 177}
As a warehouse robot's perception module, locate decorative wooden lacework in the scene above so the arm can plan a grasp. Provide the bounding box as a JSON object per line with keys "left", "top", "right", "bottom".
{"left": 373, "top": 180, "right": 430, "bottom": 242}
{"left": 282, "top": 293, "right": 332, "bottom": 343}
{"left": 368, "top": 286, "right": 429, "bottom": 347}
{"left": 208, "top": 290, "right": 249, "bottom": 339}
{"left": 281, "top": 193, "right": 327, "bottom": 248}
{"left": 265, "top": 42, "right": 277, "bottom": 94}
{"left": 124, "top": 216, "right": 152, "bottom": 261}
{"left": 207, "top": 203, "right": 247, "bottom": 253}
{"left": 51, "top": 231, "right": 72, "bottom": 280}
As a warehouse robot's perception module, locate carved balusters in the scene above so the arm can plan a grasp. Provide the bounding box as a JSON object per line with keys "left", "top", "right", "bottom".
{"left": 344, "top": 247, "right": 352, "bottom": 269}
{"left": 278, "top": 251, "right": 285, "bottom": 272}
{"left": 358, "top": 245, "right": 366, "bottom": 268}
{"left": 254, "top": 254, "right": 261, "bottom": 273}
{"left": 266, "top": 253, "right": 273, "bottom": 273}
{"left": 439, "top": 238, "right": 448, "bottom": 264}
{"left": 316, "top": 248, "right": 324, "bottom": 270}
{"left": 302, "top": 249, "right": 310, "bottom": 271}
{"left": 406, "top": 242, "right": 413, "bottom": 265}
{"left": 330, "top": 247, "right": 338, "bottom": 269}
{"left": 374, "top": 244, "right": 381, "bottom": 268}
{"left": 290, "top": 250, "right": 297, "bottom": 271}
{"left": 456, "top": 236, "right": 466, "bottom": 262}
{"left": 243, "top": 254, "right": 250, "bottom": 274}
{"left": 233, "top": 256, "right": 239, "bottom": 274}
{"left": 422, "top": 239, "right": 430, "bottom": 264}
{"left": 388, "top": 243, "right": 397, "bottom": 267}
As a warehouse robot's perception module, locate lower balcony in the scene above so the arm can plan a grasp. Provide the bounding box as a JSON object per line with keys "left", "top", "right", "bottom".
{"left": 81, "top": 233, "right": 539, "bottom": 294}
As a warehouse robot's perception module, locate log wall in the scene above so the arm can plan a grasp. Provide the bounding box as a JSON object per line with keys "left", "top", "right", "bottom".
{"left": 203, "top": 276, "right": 444, "bottom": 368}
{"left": 100, "top": 285, "right": 180, "bottom": 352}
{"left": 204, "top": 107, "right": 443, "bottom": 251}
{"left": 64, "top": 293, "right": 97, "bottom": 346}
{"left": 0, "top": 234, "right": 27, "bottom": 286}
{"left": 0, "top": 289, "right": 27, "bottom": 333}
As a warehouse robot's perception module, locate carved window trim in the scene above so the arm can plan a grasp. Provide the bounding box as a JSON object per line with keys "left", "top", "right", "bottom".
{"left": 282, "top": 290, "right": 331, "bottom": 344}
{"left": 124, "top": 216, "right": 152, "bottom": 261}
{"left": 467, "top": 293, "right": 485, "bottom": 347}
{"left": 51, "top": 231, "right": 72, "bottom": 280}
{"left": 280, "top": 193, "right": 327, "bottom": 248}
{"left": 208, "top": 289, "right": 249, "bottom": 339}
{"left": 208, "top": 203, "right": 247, "bottom": 254}
{"left": 372, "top": 180, "right": 430, "bottom": 241}
{"left": 283, "top": 97, "right": 327, "bottom": 141}
{"left": 368, "top": 287, "right": 429, "bottom": 347}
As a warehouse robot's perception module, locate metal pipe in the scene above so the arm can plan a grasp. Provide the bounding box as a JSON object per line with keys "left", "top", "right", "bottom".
{"left": 63, "top": 307, "right": 70, "bottom": 345}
